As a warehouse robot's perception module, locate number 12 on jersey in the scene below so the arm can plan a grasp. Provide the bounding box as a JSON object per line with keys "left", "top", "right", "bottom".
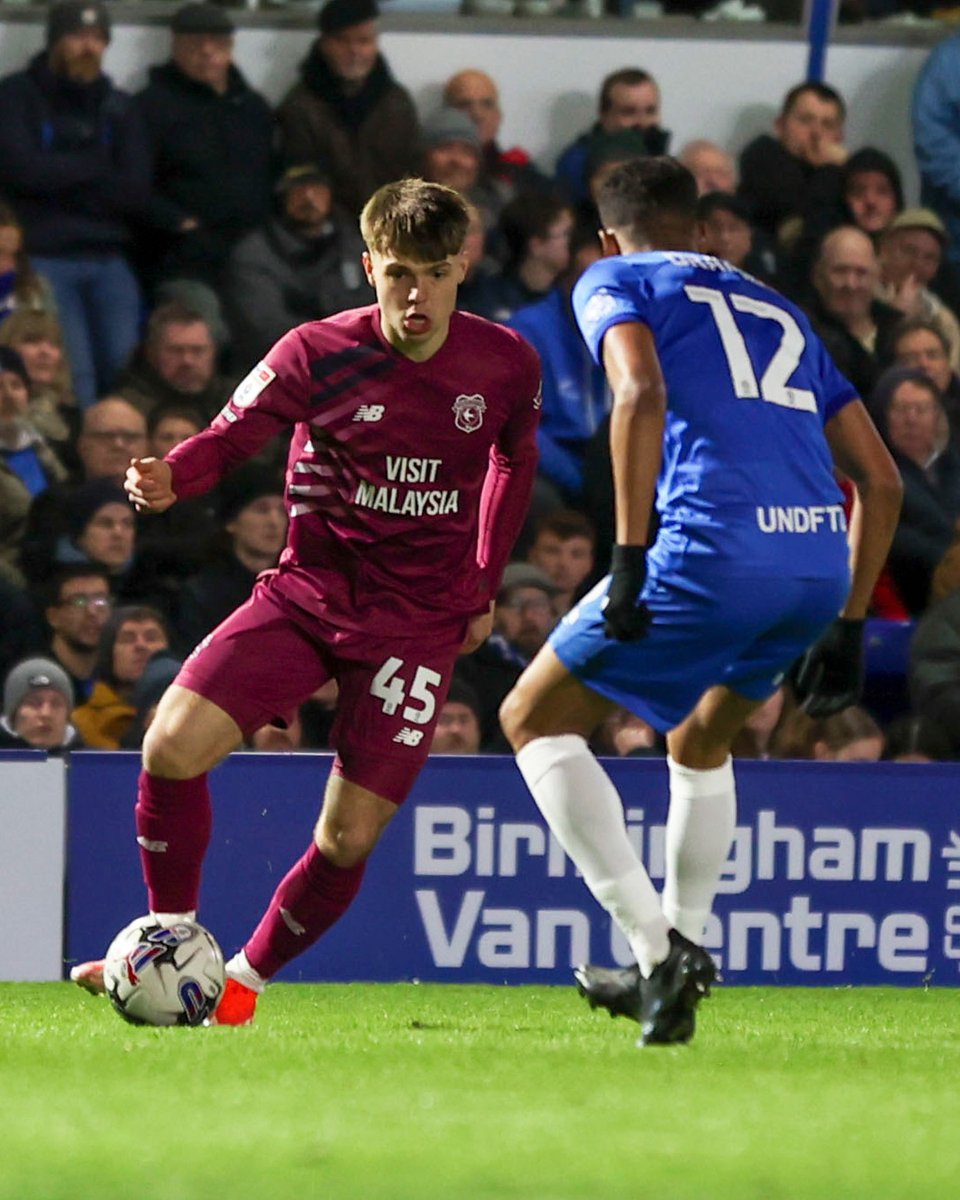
{"left": 370, "top": 656, "right": 442, "bottom": 725}
{"left": 685, "top": 285, "right": 816, "bottom": 413}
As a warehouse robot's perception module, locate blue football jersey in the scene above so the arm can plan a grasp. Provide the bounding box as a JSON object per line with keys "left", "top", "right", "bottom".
{"left": 573, "top": 252, "right": 859, "bottom": 582}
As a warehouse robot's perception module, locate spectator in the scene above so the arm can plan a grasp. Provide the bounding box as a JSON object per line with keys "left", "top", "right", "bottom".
{"left": 40, "top": 562, "right": 113, "bottom": 702}
{"left": 276, "top": 0, "right": 420, "bottom": 218}
{"left": 909, "top": 559, "right": 960, "bottom": 757}
{"left": 222, "top": 164, "right": 369, "bottom": 365}
{"left": 420, "top": 108, "right": 501, "bottom": 234}
{"left": 0, "top": 1, "right": 149, "bottom": 406}
{"left": 892, "top": 317, "right": 960, "bottom": 441}
{"left": 737, "top": 82, "right": 846, "bottom": 251}
{"left": 442, "top": 69, "right": 544, "bottom": 208}
{"left": 74, "top": 396, "right": 148, "bottom": 484}
{"left": 805, "top": 225, "right": 900, "bottom": 400}
{"left": 0, "top": 656, "right": 82, "bottom": 753}
{"left": 249, "top": 710, "right": 306, "bottom": 753}
{"left": 0, "top": 574, "right": 46, "bottom": 677}
{"left": 842, "top": 148, "right": 903, "bottom": 243}
{"left": 137, "top": 3, "right": 275, "bottom": 292}
{"left": 877, "top": 209, "right": 960, "bottom": 367}
{"left": 71, "top": 604, "right": 171, "bottom": 749}
{"left": 882, "top": 713, "right": 953, "bottom": 762}
{"left": 873, "top": 366, "right": 960, "bottom": 616}
{"left": 120, "top": 649, "right": 183, "bottom": 748}
{"left": 592, "top": 707, "right": 663, "bottom": 758}
{"left": 117, "top": 303, "right": 233, "bottom": 421}
{"left": 769, "top": 704, "right": 884, "bottom": 761}
{"left": 457, "top": 202, "right": 503, "bottom": 317}
{"left": 0, "top": 309, "right": 76, "bottom": 451}
{"left": 0, "top": 347, "right": 69, "bottom": 581}
{"left": 472, "top": 192, "right": 574, "bottom": 324}
{"left": 695, "top": 192, "right": 755, "bottom": 271}
{"left": 678, "top": 139, "right": 737, "bottom": 196}
{"left": 55, "top": 479, "right": 137, "bottom": 585}
{"left": 913, "top": 29, "right": 960, "bottom": 278}
{"left": 174, "top": 463, "right": 286, "bottom": 651}
{"left": 147, "top": 400, "right": 205, "bottom": 461}
{"left": 730, "top": 687, "right": 786, "bottom": 760}
{"left": 526, "top": 510, "right": 596, "bottom": 616}
{"left": 492, "top": 562, "right": 559, "bottom": 666}
{"left": 507, "top": 221, "right": 606, "bottom": 508}
{"left": 555, "top": 68, "right": 669, "bottom": 205}
{"left": 0, "top": 202, "right": 56, "bottom": 319}
{"left": 430, "top": 679, "right": 483, "bottom": 755}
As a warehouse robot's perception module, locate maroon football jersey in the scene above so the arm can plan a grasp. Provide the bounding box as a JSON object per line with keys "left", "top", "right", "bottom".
{"left": 166, "top": 305, "right": 541, "bottom": 635}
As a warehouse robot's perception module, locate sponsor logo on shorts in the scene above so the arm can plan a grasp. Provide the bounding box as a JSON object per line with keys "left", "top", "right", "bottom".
{"left": 353, "top": 404, "right": 385, "bottom": 422}
{"left": 394, "top": 728, "right": 425, "bottom": 747}
{"left": 756, "top": 504, "right": 847, "bottom": 534}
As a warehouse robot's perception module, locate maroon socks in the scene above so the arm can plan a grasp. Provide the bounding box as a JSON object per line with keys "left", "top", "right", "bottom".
{"left": 135, "top": 769, "right": 212, "bottom": 915}
{"left": 243, "top": 842, "right": 366, "bottom": 980}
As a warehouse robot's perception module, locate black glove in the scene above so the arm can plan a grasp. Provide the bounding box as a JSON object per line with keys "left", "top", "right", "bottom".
{"left": 602, "top": 545, "right": 652, "bottom": 641}
{"left": 789, "top": 617, "right": 865, "bottom": 718}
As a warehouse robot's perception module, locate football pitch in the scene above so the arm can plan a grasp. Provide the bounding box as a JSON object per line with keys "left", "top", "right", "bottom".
{"left": 2, "top": 982, "right": 958, "bottom": 1200}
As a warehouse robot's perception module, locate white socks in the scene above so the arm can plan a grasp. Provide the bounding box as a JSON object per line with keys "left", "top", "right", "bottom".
{"left": 516, "top": 734, "right": 669, "bottom": 976}
{"left": 152, "top": 910, "right": 196, "bottom": 924}
{"left": 662, "top": 755, "right": 736, "bottom": 943}
{"left": 516, "top": 735, "right": 738, "bottom": 973}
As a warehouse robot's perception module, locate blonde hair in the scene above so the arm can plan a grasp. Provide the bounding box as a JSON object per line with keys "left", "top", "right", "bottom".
{"left": 0, "top": 309, "right": 74, "bottom": 406}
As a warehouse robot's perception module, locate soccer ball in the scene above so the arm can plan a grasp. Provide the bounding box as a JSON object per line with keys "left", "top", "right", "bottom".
{"left": 102, "top": 916, "right": 225, "bottom": 1027}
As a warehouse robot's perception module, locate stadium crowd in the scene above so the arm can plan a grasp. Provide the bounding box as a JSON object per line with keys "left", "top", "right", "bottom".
{"left": 2, "top": 0, "right": 960, "bottom": 763}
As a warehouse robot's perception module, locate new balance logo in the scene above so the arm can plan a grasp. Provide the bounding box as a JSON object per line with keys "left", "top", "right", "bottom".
{"left": 393, "top": 728, "right": 424, "bottom": 747}
{"left": 353, "top": 405, "right": 385, "bottom": 422}
{"left": 136, "top": 835, "right": 168, "bottom": 853}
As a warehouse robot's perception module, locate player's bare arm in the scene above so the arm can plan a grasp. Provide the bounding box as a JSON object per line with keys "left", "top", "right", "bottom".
{"left": 602, "top": 321, "right": 665, "bottom": 550}
{"left": 125, "top": 456, "right": 177, "bottom": 514}
{"left": 824, "top": 398, "right": 903, "bottom": 618}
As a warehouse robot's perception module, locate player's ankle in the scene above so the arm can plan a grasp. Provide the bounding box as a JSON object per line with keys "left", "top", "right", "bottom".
{"left": 225, "top": 949, "right": 267, "bottom": 994}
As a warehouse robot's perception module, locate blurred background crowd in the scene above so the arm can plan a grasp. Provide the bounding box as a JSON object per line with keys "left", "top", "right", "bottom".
{"left": 3, "top": 0, "right": 960, "bottom": 763}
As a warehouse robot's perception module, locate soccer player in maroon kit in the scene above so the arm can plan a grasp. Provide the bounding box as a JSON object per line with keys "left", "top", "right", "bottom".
{"left": 71, "top": 179, "right": 542, "bottom": 1024}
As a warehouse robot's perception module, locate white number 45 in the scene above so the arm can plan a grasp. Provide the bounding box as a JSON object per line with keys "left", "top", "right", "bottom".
{"left": 370, "top": 656, "right": 442, "bottom": 725}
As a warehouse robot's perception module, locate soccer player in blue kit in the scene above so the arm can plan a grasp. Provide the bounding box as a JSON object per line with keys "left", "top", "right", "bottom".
{"left": 499, "top": 157, "right": 903, "bottom": 1046}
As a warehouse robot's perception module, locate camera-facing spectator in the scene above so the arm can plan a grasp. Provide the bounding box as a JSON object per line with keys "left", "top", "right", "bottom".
{"left": 695, "top": 192, "right": 755, "bottom": 272}
{"left": 877, "top": 209, "right": 960, "bottom": 368}
{"left": 120, "top": 649, "right": 182, "bottom": 748}
{"left": 526, "top": 510, "right": 596, "bottom": 616}
{"left": 0, "top": 309, "right": 77, "bottom": 451}
{"left": 118, "top": 303, "right": 232, "bottom": 421}
{"left": 0, "top": 1, "right": 149, "bottom": 407}
{"left": 555, "top": 68, "right": 669, "bottom": 205}
{"left": 72, "top": 604, "right": 171, "bottom": 748}
{"left": 41, "top": 562, "right": 113, "bottom": 702}
{"left": 174, "top": 463, "right": 287, "bottom": 651}
{"left": 678, "top": 139, "right": 737, "bottom": 197}
{"left": 277, "top": 0, "right": 420, "bottom": 218}
{"left": 137, "top": 3, "right": 275, "bottom": 291}
{"left": 147, "top": 400, "right": 206, "bottom": 461}
{"left": 430, "top": 679, "right": 483, "bottom": 755}
{"left": 0, "top": 655, "right": 83, "bottom": 753}
{"left": 0, "top": 202, "right": 56, "bottom": 320}
{"left": 493, "top": 562, "right": 560, "bottom": 666}
{"left": 222, "top": 165, "right": 369, "bottom": 366}
{"left": 892, "top": 317, "right": 960, "bottom": 444}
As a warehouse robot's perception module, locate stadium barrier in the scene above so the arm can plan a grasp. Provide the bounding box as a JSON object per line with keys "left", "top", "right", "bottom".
{"left": 4, "top": 751, "right": 959, "bottom": 986}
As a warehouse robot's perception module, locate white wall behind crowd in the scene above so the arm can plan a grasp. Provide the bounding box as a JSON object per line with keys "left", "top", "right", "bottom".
{"left": 0, "top": 17, "right": 932, "bottom": 201}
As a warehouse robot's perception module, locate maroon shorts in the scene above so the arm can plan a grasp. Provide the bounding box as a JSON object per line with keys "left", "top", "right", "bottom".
{"left": 176, "top": 576, "right": 466, "bottom": 805}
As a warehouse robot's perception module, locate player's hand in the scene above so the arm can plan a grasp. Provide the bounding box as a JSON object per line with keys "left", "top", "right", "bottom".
{"left": 125, "top": 457, "right": 177, "bottom": 514}
{"left": 789, "top": 617, "right": 865, "bottom": 718}
{"left": 602, "top": 545, "right": 652, "bottom": 642}
{"left": 460, "top": 603, "right": 494, "bottom": 655}
{"left": 890, "top": 273, "right": 922, "bottom": 317}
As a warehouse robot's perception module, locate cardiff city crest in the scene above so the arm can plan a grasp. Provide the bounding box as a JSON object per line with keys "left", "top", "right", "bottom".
{"left": 453, "top": 393, "right": 486, "bottom": 433}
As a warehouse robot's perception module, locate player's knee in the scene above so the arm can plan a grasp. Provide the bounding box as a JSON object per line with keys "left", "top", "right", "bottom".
{"left": 142, "top": 722, "right": 199, "bottom": 779}
{"left": 313, "top": 818, "right": 377, "bottom": 869}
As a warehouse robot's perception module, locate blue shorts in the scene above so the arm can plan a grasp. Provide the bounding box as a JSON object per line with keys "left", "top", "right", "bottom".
{"left": 550, "top": 569, "right": 848, "bottom": 733}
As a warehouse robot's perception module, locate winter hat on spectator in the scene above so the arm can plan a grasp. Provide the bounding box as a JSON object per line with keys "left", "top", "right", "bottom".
{"left": 4, "top": 658, "right": 74, "bottom": 723}
{"left": 218, "top": 463, "right": 284, "bottom": 524}
{"left": 445, "top": 677, "right": 482, "bottom": 724}
{"left": 66, "top": 479, "right": 130, "bottom": 542}
{"left": 843, "top": 147, "right": 904, "bottom": 213}
{"left": 887, "top": 208, "right": 948, "bottom": 246}
{"left": 422, "top": 108, "right": 482, "bottom": 153}
{"left": 46, "top": 1, "right": 111, "bottom": 48}
{"left": 275, "top": 164, "right": 331, "bottom": 196}
{"left": 171, "top": 3, "right": 235, "bottom": 34}
{"left": 0, "top": 345, "right": 30, "bottom": 391}
{"left": 318, "top": 0, "right": 379, "bottom": 34}
{"left": 133, "top": 651, "right": 183, "bottom": 719}
{"left": 498, "top": 562, "right": 561, "bottom": 599}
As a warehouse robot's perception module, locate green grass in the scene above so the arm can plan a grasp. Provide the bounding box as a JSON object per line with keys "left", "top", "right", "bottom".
{"left": 2, "top": 983, "right": 959, "bottom": 1200}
